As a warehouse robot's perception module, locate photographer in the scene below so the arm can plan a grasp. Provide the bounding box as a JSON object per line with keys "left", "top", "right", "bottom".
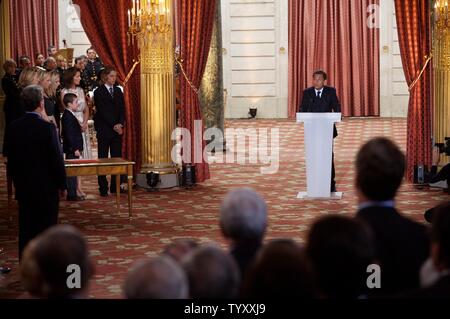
{"left": 424, "top": 147, "right": 449, "bottom": 223}
{"left": 429, "top": 146, "right": 450, "bottom": 190}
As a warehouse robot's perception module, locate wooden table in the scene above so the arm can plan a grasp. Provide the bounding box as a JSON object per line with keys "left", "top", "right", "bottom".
{"left": 64, "top": 158, "right": 135, "bottom": 219}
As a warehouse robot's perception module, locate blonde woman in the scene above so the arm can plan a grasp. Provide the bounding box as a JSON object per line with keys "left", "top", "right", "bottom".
{"left": 15, "top": 67, "right": 40, "bottom": 119}
{"left": 37, "top": 69, "right": 53, "bottom": 123}
{"left": 61, "top": 67, "right": 93, "bottom": 199}
{"left": 43, "top": 71, "right": 61, "bottom": 128}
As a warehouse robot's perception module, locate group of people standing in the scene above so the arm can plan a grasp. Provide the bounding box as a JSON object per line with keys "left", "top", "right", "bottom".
{"left": 2, "top": 46, "right": 127, "bottom": 258}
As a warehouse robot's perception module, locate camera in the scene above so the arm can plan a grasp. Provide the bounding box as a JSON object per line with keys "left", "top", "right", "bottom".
{"left": 435, "top": 137, "right": 450, "bottom": 156}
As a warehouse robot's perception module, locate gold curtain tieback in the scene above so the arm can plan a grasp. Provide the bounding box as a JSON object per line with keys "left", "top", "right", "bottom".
{"left": 409, "top": 54, "right": 433, "bottom": 92}
{"left": 123, "top": 60, "right": 141, "bottom": 87}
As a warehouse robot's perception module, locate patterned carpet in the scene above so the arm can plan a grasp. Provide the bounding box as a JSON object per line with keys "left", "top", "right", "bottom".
{"left": 0, "top": 118, "right": 448, "bottom": 298}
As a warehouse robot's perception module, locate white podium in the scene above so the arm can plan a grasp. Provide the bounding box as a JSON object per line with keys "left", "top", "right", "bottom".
{"left": 296, "top": 113, "right": 342, "bottom": 199}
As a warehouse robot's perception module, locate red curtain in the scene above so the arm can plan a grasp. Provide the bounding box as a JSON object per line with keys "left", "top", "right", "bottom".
{"left": 394, "top": 0, "right": 432, "bottom": 181}
{"left": 73, "top": 0, "right": 141, "bottom": 173}
{"left": 288, "top": 0, "right": 379, "bottom": 118}
{"left": 179, "top": 0, "right": 216, "bottom": 183}
{"left": 9, "top": 0, "right": 59, "bottom": 63}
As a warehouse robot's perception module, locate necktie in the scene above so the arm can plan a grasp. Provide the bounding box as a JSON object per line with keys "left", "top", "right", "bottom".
{"left": 317, "top": 90, "right": 322, "bottom": 98}
{"left": 109, "top": 87, "right": 114, "bottom": 98}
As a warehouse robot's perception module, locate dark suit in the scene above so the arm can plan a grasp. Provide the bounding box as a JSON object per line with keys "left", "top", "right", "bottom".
{"left": 299, "top": 86, "right": 341, "bottom": 190}
{"left": 357, "top": 206, "right": 430, "bottom": 296}
{"left": 61, "top": 109, "right": 84, "bottom": 199}
{"left": 2, "top": 75, "right": 23, "bottom": 155}
{"left": 94, "top": 85, "right": 126, "bottom": 194}
{"left": 5, "top": 113, "right": 67, "bottom": 258}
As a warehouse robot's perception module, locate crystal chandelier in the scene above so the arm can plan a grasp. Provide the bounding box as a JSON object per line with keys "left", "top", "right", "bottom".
{"left": 127, "top": 0, "right": 172, "bottom": 47}
{"left": 434, "top": 0, "right": 450, "bottom": 39}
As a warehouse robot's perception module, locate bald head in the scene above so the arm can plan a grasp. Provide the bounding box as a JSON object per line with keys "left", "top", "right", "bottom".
{"left": 124, "top": 256, "right": 188, "bottom": 299}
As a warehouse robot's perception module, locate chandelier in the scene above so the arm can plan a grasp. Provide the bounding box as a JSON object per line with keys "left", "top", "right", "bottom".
{"left": 434, "top": 0, "right": 450, "bottom": 39}
{"left": 127, "top": 0, "right": 172, "bottom": 47}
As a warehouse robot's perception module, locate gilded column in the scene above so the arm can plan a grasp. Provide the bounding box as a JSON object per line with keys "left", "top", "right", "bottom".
{"left": 433, "top": 2, "right": 450, "bottom": 163}
{"left": 139, "top": 0, "right": 177, "bottom": 174}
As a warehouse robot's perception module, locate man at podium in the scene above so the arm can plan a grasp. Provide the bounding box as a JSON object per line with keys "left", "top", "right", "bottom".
{"left": 299, "top": 70, "right": 341, "bottom": 192}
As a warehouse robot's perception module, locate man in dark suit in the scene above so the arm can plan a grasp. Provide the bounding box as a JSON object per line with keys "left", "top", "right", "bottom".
{"left": 299, "top": 70, "right": 341, "bottom": 192}
{"left": 61, "top": 93, "right": 84, "bottom": 201}
{"left": 93, "top": 66, "right": 126, "bottom": 197}
{"left": 355, "top": 137, "right": 429, "bottom": 296}
{"left": 4, "top": 85, "right": 67, "bottom": 259}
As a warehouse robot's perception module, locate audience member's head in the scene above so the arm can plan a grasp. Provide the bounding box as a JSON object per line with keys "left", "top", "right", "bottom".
{"left": 3, "top": 59, "right": 17, "bottom": 75}
{"left": 48, "top": 45, "right": 57, "bottom": 57}
{"left": 63, "top": 93, "right": 78, "bottom": 112}
{"left": 56, "top": 55, "right": 67, "bottom": 69}
{"left": 220, "top": 188, "right": 267, "bottom": 247}
{"left": 182, "top": 245, "right": 240, "bottom": 299}
{"left": 123, "top": 256, "right": 188, "bottom": 299}
{"left": 43, "top": 57, "right": 57, "bottom": 71}
{"left": 63, "top": 67, "right": 81, "bottom": 89}
{"left": 20, "top": 85, "right": 44, "bottom": 112}
{"left": 19, "top": 55, "right": 31, "bottom": 69}
{"left": 37, "top": 69, "right": 51, "bottom": 91}
{"left": 35, "top": 53, "right": 45, "bottom": 67}
{"left": 102, "top": 66, "right": 117, "bottom": 86}
{"left": 430, "top": 202, "right": 450, "bottom": 273}
{"left": 307, "top": 215, "right": 375, "bottom": 298}
{"left": 355, "top": 137, "right": 405, "bottom": 202}
{"left": 18, "top": 67, "right": 40, "bottom": 88}
{"left": 74, "top": 56, "right": 85, "bottom": 70}
{"left": 87, "top": 47, "right": 97, "bottom": 61}
{"left": 162, "top": 239, "right": 199, "bottom": 264}
{"left": 242, "top": 239, "right": 315, "bottom": 299}
{"left": 20, "top": 225, "right": 93, "bottom": 299}
{"left": 45, "top": 71, "right": 60, "bottom": 97}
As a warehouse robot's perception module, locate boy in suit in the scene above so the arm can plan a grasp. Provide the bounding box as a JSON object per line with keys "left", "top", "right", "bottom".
{"left": 94, "top": 67, "right": 126, "bottom": 197}
{"left": 61, "top": 93, "right": 84, "bottom": 201}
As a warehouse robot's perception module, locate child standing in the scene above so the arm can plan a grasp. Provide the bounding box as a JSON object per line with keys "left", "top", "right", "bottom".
{"left": 61, "top": 93, "right": 85, "bottom": 201}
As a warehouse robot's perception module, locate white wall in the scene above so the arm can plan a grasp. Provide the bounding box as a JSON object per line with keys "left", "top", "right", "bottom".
{"left": 58, "top": 0, "right": 91, "bottom": 59}
{"left": 379, "top": 0, "right": 409, "bottom": 117}
{"left": 221, "top": 0, "right": 289, "bottom": 119}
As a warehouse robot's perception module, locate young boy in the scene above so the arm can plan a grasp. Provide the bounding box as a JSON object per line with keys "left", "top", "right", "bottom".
{"left": 61, "top": 93, "right": 84, "bottom": 201}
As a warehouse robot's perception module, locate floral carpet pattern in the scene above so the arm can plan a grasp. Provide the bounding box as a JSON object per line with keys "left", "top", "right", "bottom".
{"left": 0, "top": 118, "right": 448, "bottom": 298}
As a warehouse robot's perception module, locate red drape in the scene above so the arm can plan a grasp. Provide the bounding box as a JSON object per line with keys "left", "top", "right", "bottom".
{"left": 394, "top": 0, "right": 432, "bottom": 181}
{"left": 9, "top": 0, "right": 59, "bottom": 63}
{"left": 288, "top": 0, "right": 380, "bottom": 118}
{"left": 179, "top": 0, "right": 216, "bottom": 183}
{"left": 73, "top": 0, "right": 141, "bottom": 174}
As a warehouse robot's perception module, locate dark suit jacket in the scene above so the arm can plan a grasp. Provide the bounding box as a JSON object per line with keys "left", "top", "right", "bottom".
{"left": 299, "top": 86, "right": 341, "bottom": 138}
{"left": 61, "top": 109, "right": 83, "bottom": 155}
{"left": 1, "top": 74, "right": 23, "bottom": 125}
{"left": 5, "top": 113, "right": 67, "bottom": 202}
{"left": 356, "top": 206, "right": 430, "bottom": 295}
{"left": 94, "top": 85, "right": 126, "bottom": 140}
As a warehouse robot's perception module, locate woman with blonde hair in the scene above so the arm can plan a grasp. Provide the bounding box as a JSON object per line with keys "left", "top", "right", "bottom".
{"left": 43, "top": 71, "right": 62, "bottom": 128}
{"left": 17, "top": 67, "right": 40, "bottom": 89}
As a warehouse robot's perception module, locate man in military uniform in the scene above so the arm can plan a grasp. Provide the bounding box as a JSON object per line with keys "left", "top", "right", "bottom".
{"left": 85, "top": 47, "right": 104, "bottom": 91}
